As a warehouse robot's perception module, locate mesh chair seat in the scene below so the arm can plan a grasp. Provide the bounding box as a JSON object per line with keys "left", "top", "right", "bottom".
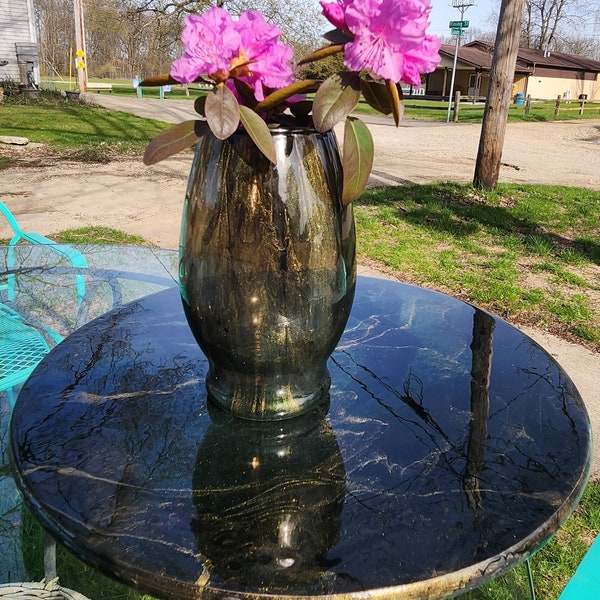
{"left": 0, "top": 305, "right": 51, "bottom": 391}
{"left": 0, "top": 201, "right": 87, "bottom": 406}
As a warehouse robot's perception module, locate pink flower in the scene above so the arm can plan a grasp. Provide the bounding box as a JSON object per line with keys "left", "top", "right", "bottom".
{"left": 400, "top": 34, "right": 442, "bottom": 87}
{"left": 170, "top": 9, "right": 241, "bottom": 84}
{"left": 320, "top": 0, "right": 353, "bottom": 31}
{"left": 170, "top": 8, "right": 295, "bottom": 101}
{"left": 321, "top": 0, "right": 441, "bottom": 85}
{"left": 233, "top": 11, "right": 295, "bottom": 101}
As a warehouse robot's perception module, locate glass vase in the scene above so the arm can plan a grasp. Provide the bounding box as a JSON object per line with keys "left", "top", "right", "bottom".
{"left": 179, "top": 126, "right": 356, "bottom": 420}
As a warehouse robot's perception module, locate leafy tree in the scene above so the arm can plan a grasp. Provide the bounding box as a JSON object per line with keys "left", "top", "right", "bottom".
{"left": 33, "top": 0, "right": 75, "bottom": 76}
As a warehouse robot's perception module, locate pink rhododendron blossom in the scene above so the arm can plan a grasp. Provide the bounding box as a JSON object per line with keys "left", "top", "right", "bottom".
{"left": 170, "top": 7, "right": 295, "bottom": 101}
{"left": 170, "top": 9, "right": 241, "bottom": 84}
{"left": 320, "top": 0, "right": 353, "bottom": 31}
{"left": 400, "top": 34, "right": 442, "bottom": 86}
{"left": 321, "top": 0, "right": 441, "bottom": 84}
{"left": 233, "top": 11, "right": 295, "bottom": 101}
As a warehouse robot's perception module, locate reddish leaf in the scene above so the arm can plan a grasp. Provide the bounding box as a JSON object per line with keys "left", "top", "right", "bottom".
{"left": 205, "top": 84, "right": 240, "bottom": 140}
{"left": 289, "top": 100, "right": 313, "bottom": 118}
{"left": 254, "top": 80, "right": 320, "bottom": 115}
{"left": 385, "top": 80, "right": 405, "bottom": 126}
{"left": 341, "top": 117, "right": 374, "bottom": 205}
{"left": 322, "top": 29, "right": 353, "bottom": 45}
{"left": 140, "top": 74, "right": 179, "bottom": 87}
{"left": 312, "top": 72, "right": 361, "bottom": 132}
{"left": 239, "top": 105, "right": 276, "bottom": 164}
{"left": 233, "top": 79, "right": 258, "bottom": 108}
{"left": 143, "top": 120, "right": 209, "bottom": 165}
{"left": 194, "top": 95, "right": 206, "bottom": 116}
{"left": 297, "top": 44, "right": 344, "bottom": 66}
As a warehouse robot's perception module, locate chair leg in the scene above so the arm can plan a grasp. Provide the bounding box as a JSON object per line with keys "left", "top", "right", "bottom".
{"left": 43, "top": 533, "right": 57, "bottom": 582}
{"left": 526, "top": 558, "right": 537, "bottom": 600}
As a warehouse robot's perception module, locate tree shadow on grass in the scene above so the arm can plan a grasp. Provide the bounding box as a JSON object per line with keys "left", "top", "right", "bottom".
{"left": 358, "top": 183, "right": 600, "bottom": 266}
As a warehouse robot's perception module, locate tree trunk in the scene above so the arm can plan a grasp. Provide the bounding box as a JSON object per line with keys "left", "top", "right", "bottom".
{"left": 473, "top": 0, "right": 526, "bottom": 190}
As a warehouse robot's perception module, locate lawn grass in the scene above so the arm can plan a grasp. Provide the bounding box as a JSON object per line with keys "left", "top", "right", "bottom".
{"left": 355, "top": 182, "right": 600, "bottom": 349}
{"left": 0, "top": 88, "right": 170, "bottom": 161}
{"left": 353, "top": 98, "right": 600, "bottom": 122}
{"left": 51, "top": 226, "right": 149, "bottom": 245}
{"left": 41, "top": 77, "right": 208, "bottom": 101}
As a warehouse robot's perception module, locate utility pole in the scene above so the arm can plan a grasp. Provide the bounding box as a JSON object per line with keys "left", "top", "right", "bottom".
{"left": 473, "top": 0, "right": 526, "bottom": 190}
{"left": 446, "top": 0, "right": 475, "bottom": 123}
{"left": 73, "top": 0, "right": 88, "bottom": 92}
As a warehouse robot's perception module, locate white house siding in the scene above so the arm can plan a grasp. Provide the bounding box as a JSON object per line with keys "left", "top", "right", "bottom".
{"left": 0, "top": 0, "right": 39, "bottom": 85}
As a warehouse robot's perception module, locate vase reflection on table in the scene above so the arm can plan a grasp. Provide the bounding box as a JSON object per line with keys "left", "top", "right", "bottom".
{"left": 192, "top": 404, "right": 346, "bottom": 590}
{"left": 180, "top": 127, "right": 356, "bottom": 421}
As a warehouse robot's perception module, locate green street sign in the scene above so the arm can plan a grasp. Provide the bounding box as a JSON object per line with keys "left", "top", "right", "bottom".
{"left": 449, "top": 20, "right": 469, "bottom": 28}
{"left": 451, "top": 27, "right": 465, "bottom": 36}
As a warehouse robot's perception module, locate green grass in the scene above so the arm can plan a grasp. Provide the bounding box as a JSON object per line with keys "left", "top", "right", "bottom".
{"left": 51, "top": 226, "right": 149, "bottom": 245}
{"left": 355, "top": 182, "right": 600, "bottom": 348}
{"left": 353, "top": 98, "right": 600, "bottom": 122}
{"left": 0, "top": 227, "right": 148, "bottom": 246}
{"left": 40, "top": 77, "right": 208, "bottom": 101}
{"left": 0, "top": 88, "right": 170, "bottom": 161}
{"left": 460, "top": 483, "right": 600, "bottom": 600}
{"left": 20, "top": 507, "right": 155, "bottom": 600}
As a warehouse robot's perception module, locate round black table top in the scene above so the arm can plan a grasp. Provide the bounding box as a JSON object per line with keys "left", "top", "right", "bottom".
{"left": 10, "top": 277, "right": 591, "bottom": 600}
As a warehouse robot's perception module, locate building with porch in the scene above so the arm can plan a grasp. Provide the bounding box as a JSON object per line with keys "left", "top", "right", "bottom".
{"left": 427, "top": 41, "right": 600, "bottom": 102}
{"left": 0, "top": 0, "right": 40, "bottom": 87}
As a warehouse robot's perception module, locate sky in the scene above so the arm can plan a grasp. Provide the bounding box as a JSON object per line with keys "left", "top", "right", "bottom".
{"left": 427, "top": 1, "right": 496, "bottom": 38}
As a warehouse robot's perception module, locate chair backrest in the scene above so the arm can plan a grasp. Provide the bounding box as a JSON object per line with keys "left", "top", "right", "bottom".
{"left": 1, "top": 201, "right": 89, "bottom": 404}
{"left": 0, "top": 201, "right": 87, "bottom": 305}
{"left": 558, "top": 534, "right": 600, "bottom": 599}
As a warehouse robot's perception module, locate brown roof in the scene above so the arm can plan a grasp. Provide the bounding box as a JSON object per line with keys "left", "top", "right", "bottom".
{"left": 439, "top": 44, "right": 495, "bottom": 70}
{"left": 515, "top": 46, "right": 600, "bottom": 72}
{"left": 439, "top": 41, "right": 600, "bottom": 73}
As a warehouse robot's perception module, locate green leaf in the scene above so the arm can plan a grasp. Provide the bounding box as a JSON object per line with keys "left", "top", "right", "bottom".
{"left": 143, "top": 120, "right": 209, "bottom": 165}
{"left": 239, "top": 105, "right": 276, "bottom": 164}
{"left": 341, "top": 117, "right": 374, "bottom": 205}
{"left": 360, "top": 79, "right": 393, "bottom": 115}
{"left": 205, "top": 84, "right": 240, "bottom": 140}
{"left": 312, "top": 72, "right": 361, "bottom": 132}
{"left": 194, "top": 95, "right": 206, "bottom": 116}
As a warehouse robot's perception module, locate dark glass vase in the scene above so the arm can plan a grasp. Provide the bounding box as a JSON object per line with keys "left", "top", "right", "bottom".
{"left": 180, "top": 126, "right": 356, "bottom": 420}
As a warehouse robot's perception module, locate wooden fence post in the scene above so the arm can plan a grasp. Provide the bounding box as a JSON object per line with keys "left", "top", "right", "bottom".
{"left": 525, "top": 94, "right": 531, "bottom": 114}
{"left": 453, "top": 91, "right": 461, "bottom": 122}
{"left": 579, "top": 99, "right": 586, "bottom": 115}
{"left": 554, "top": 95, "right": 561, "bottom": 117}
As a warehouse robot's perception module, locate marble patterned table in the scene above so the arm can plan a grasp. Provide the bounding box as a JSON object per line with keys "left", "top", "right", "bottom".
{"left": 9, "top": 276, "right": 592, "bottom": 599}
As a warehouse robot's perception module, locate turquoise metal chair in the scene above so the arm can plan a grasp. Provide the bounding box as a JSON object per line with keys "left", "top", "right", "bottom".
{"left": 558, "top": 534, "right": 600, "bottom": 600}
{"left": 0, "top": 201, "right": 87, "bottom": 406}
